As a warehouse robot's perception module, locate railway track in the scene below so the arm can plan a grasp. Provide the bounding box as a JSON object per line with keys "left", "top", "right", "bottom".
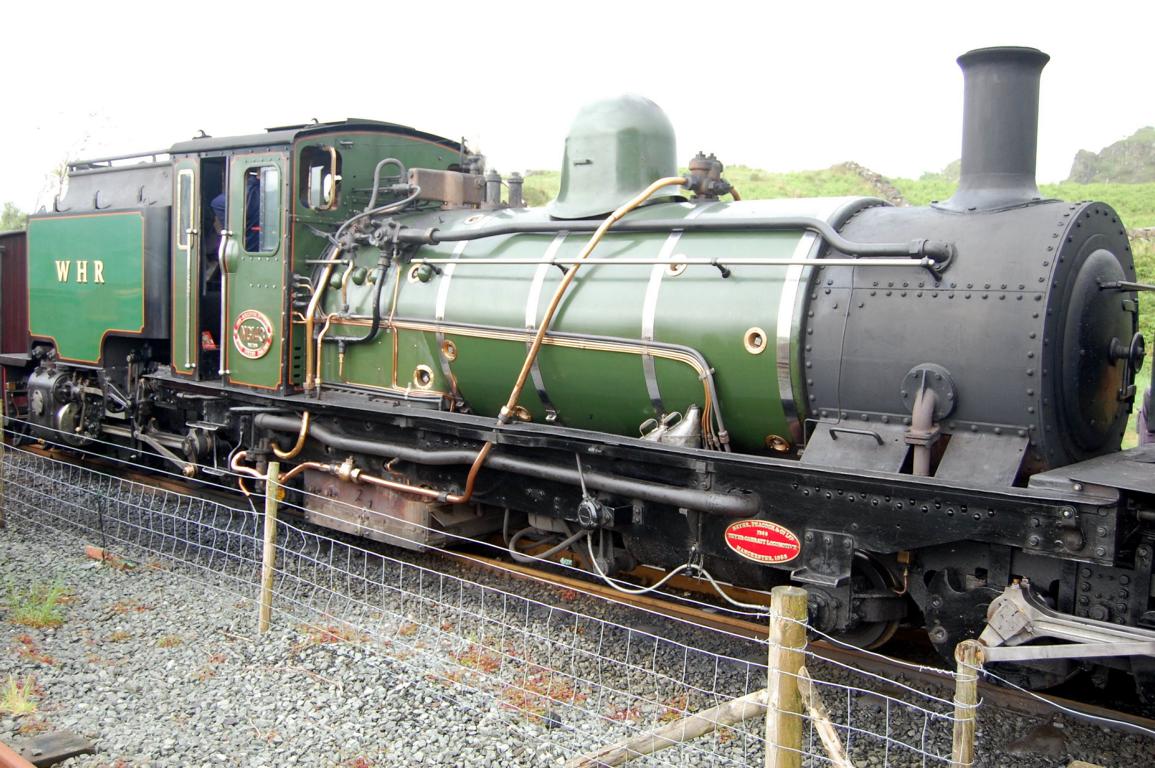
{"left": 11, "top": 443, "right": 1155, "bottom": 741}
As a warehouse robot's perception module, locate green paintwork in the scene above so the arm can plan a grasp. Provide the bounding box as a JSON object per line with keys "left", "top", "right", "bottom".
{"left": 319, "top": 196, "right": 869, "bottom": 454}
{"left": 28, "top": 212, "right": 147, "bottom": 363}
{"left": 290, "top": 131, "right": 468, "bottom": 387}
{"left": 548, "top": 95, "right": 679, "bottom": 220}
{"left": 222, "top": 152, "right": 288, "bottom": 390}
{"left": 226, "top": 152, "right": 288, "bottom": 389}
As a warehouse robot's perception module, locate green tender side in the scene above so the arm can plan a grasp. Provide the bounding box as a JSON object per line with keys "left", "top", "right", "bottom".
{"left": 27, "top": 211, "right": 147, "bottom": 363}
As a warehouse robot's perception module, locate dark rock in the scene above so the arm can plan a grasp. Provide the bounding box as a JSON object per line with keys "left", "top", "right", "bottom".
{"left": 1004, "top": 722, "right": 1068, "bottom": 758}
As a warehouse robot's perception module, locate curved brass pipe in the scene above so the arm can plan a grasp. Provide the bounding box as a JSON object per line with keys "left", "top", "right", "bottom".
{"left": 280, "top": 459, "right": 328, "bottom": 484}
{"left": 303, "top": 255, "right": 339, "bottom": 391}
{"left": 338, "top": 259, "right": 357, "bottom": 312}
{"left": 230, "top": 449, "right": 266, "bottom": 497}
{"left": 272, "top": 411, "right": 311, "bottom": 460}
{"left": 230, "top": 450, "right": 266, "bottom": 480}
{"left": 314, "top": 314, "right": 333, "bottom": 387}
{"left": 446, "top": 176, "right": 685, "bottom": 504}
{"left": 279, "top": 450, "right": 491, "bottom": 505}
{"left": 497, "top": 176, "right": 686, "bottom": 425}
{"left": 387, "top": 258, "right": 403, "bottom": 388}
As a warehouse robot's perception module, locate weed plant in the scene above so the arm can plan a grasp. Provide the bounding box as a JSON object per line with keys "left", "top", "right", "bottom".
{"left": 0, "top": 675, "right": 38, "bottom": 716}
{"left": 4, "top": 582, "right": 70, "bottom": 629}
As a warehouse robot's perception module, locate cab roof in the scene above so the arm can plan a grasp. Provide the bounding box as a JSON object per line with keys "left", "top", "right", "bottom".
{"left": 168, "top": 118, "right": 465, "bottom": 155}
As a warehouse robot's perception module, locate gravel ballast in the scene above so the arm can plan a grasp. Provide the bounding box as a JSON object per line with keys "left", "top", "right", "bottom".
{"left": 0, "top": 526, "right": 562, "bottom": 767}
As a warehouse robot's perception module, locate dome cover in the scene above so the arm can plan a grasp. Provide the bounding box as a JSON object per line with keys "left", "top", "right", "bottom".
{"left": 547, "top": 95, "right": 679, "bottom": 220}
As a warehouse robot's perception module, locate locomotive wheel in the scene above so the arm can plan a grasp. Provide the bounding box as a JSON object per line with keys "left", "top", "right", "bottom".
{"left": 837, "top": 553, "right": 902, "bottom": 650}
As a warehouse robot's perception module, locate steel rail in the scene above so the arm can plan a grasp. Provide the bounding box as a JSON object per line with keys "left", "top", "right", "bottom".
{"left": 0, "top": 740, "right": 36, "bottom": 768}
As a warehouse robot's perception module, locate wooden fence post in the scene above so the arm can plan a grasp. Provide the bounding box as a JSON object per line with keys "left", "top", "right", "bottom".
{"left": 257, "top": 461, "right": 280, "bottom": 633}
{"left": 765, "top": 585, "right": 807, "bottom": 768}
{"left": 951, "top": 639, "right": 984, "bottom": 768}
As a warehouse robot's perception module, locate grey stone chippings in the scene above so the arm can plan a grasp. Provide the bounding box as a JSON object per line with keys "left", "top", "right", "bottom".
{"left": 0, "top": 480, "right": 1152, "bottom": 766}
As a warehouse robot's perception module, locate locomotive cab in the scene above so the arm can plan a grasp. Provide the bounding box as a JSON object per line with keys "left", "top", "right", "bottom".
{"left": 167, "top": 120, "right": 468, "bottom": 391}
{"left": 168, "top": 129, "right": 292, "bottom": 384}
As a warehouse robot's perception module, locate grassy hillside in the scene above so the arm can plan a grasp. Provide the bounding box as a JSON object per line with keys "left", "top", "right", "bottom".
{"left": 523, "top": 164, "right": 884, "bottom": 207}
{"left": 898, "top": 178, "right": 1155, "bottom": 228}
{"left": 524, "top": 167, "right": 1155, "bottom": 228}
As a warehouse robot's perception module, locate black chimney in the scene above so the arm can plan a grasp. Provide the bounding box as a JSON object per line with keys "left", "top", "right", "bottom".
{"left": 941, "top": 46, "right": 1050, "bottom": 212}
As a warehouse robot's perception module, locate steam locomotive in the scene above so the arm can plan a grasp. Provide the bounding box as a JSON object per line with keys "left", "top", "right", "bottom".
{"left": 3, "top": 46, "right": 1154, "bottom": 692}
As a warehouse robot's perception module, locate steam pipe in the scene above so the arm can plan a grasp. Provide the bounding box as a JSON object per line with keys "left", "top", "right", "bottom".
{"left": 324, "top": 262, "right": 389, "bottom": 346}
{"left": 365, "top": 158, "right": 407, "bottom": 212}
{"left": 253, "top": 413, "right": 760, "bottom": 517}
{"left": 911, "top": 388, "right": 938, "bottom": 477}
{"left": 303, "top": 245, "right": 340, "bottom": 391}
{"left": 271, "top": 411, "right": 311, "bottom": 461}
{"left": 396, "top": 216, "right": 953, "bottom": 261}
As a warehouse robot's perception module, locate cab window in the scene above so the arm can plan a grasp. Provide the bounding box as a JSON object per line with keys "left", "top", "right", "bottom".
{"left": 299, "top": 146, "right": 342, "bottom": 211}
{"left": 243, "top": 165, "right": 281, "bottom": 253}
{"left": 177, "top": 170, "right": 194, "bottom": 248}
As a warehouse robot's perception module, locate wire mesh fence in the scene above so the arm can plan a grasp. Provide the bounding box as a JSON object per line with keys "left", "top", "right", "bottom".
{"left": 0, "top": 438, "right": 976, "bottom": 767}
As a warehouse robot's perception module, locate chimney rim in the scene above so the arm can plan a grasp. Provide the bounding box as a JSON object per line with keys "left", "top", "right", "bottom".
{"left": 957, "top": 45, "right": 1050, "bottom": 69}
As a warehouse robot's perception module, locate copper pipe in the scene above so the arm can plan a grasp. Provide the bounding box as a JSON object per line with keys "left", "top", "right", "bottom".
{"left": 278, "top": 178, "right": 686, "bottom": 507}
{"left": 356, "top": 444, "right": 490, "bottom": 503}
{"left": 303, "top": 255, "right": 339, "bottom": 390}
{"left": 338, "top": 259, "right": 357, "bottom": 312}
{"left": 272, "top": 411, "right": 311, "bottom": 460}
{"left": 314, "top": 314, "right": 333, "bottom": 388}
{"left": 386, "top": 260, "right": 403, "bottom": 388}
{"left": 231, "top": 450, "right": 266, "bottom": 497}
{"left": 279, "top": 451, "right": 490, "bottom": 505}
{"left": 280, "top": 460, "right": 329, "bottom": 484}
{"left": 230, "top": 450, "right": 266, "bottom": 480}
{"left": 330, "top": 316, "right": 711, "bottom": 393}
{"left": 455, "top": 441, "right": 493, "bottom": 502}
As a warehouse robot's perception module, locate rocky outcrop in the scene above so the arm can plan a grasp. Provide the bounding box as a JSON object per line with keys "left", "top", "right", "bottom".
{"left": 835, "top": 162, "right": 908, "bottom": 207}
{"left": 1068, "top": 127, "right": 1155, "bottom": 183}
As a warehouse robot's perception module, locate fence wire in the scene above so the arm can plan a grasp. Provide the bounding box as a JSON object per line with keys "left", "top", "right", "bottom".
{"left": 1, "top": 441, "right": 970, "bottom": 767}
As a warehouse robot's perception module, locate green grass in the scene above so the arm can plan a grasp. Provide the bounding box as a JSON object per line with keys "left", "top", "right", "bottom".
{"left": 1134, "top": 238, "right": 1155, "bottom": 341}
{"left": 895, "top": 179, "right": 1155, "bottom": 228}
{"left": 0, "top": 675, "right": 37, "bottom": 716}
{"left": 716, "top": 164, "right": 880, "bottom": 200}
{"left": 1124, "top": 363, "right": 1151, "bottom": 449}
{"left": 4, "top": 582, "right": 71, "bottom": 629}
